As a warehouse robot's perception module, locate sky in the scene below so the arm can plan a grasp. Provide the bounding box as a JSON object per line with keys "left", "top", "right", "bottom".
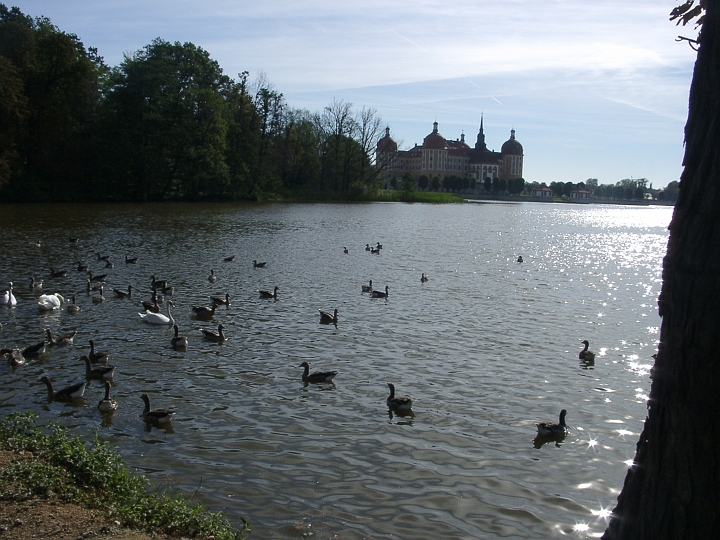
{"left": 10, "top": 0, "right": 699, "bottom": 188}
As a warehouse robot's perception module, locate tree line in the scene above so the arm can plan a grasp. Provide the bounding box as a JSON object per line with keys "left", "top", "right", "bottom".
{"left": 0, "top": 5, "right": 386, "bottom": 202}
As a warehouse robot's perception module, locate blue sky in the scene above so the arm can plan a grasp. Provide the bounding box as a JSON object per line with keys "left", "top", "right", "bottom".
{"left": 11, "top": 0, "right": 697, "bottom": 188}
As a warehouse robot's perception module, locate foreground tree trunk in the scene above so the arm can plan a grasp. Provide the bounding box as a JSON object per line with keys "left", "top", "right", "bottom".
{"left": 603, "top": 2, "right": 720, "bottom": 538}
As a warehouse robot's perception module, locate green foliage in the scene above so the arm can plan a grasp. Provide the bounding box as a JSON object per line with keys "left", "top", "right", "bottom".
{"left": 0, "top": 413, "right": 249, "bottom": 540}
{"left": 368, "top": 189, "right": 465, "bottom": 203}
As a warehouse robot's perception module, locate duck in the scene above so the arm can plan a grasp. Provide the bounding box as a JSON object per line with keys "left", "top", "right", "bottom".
{"left": 97, "top": 381, "right": 118, "bottom": 412}
{"left": 191, "top": 303, "right": 216, "bottom": 319}
{"left": 365, "top": 244, "right": 371, "bottom": 251}
{"left": 376, "top": 242, "right": 383, "bottom": 250}
{"left": 69, "top": 237, "right": 79, "bottom": 244}
{"left": 361, "top": 280, "right": 373, "bottom": 293}
{"left": 151, "top": 275, "right": 168, "bottom": 290}
{"left": 81, "top": 355, "right": 115, "bottom": 380}
{"left": 208, "top": 269, "right": 217, "bottom": 283}
{"left": 372, "top": 285, "right": 389, "bottom": 298}
{"left": 299, "top": 361, "right": 338, "bottom": 383}
{"left": 1, "top": 348, "right": 25, "bottom": 367}
{"left": 86, "top": 278, "right": 104, "bottom": 293}
{"left": 258, "top": 286, "right": 279, "bottom": 299}
{"left": 210, "top": 292, "right": 231, "bottom": 306}
{"left": 45, "top": 328, "right": 77, "bottom": 347}
{"left": 88, "top": 340, "right": 109, "bottom": 364}
{"left": 386, "top": 382, "right": 413, "bottom": 410}
{"left": 125, "top": 254, "right": 138, "bottom": 264}
{"left": 343, "top": 247, "right": 349, "bottom": 254}
{"left": 40, "top": 375, "right": 86, "bottom": 402}
{"left": 66, "top": 295, "right": 81, "bottom": 315}
{"left": 253, "top": 260, "right": 267, "bottom": 268}
{"left": 579, "top": 340, "right": 595, "bottom": 362}
{"left": 29, "top": 276, "right": 43, "bottom": 290}
{"left": 201, "top": 323, "right": 226, "bottom": 342}
{"left": 171, "top": 324, "right": 188, "bottom": 351}
{"left": 223, "top": 255, "right": 235, "bottom": 262}
{"left": 370, "top": 247, "right": 380, "bottom": 254}
{"left": 113, "top": 284, "right": 133, "bottom": 299}
{"left": 37, "top": 293, "right": 64, "bottom": 311}
{"left": 49, "top": 267, "right": 68, "bottom": 278}
{"left": 517, "top": 256, "right": 524, "bottom": 263}
{"left": 1, "top": 283, "right": 17, "bottom": 307}
{"left": 421, "top": 273, "right": 429, "bottom": 283}
{"left": 138, "top": 300, "right": 175, "bottom": 325}
{"left": 35, "top": 240, "right": 42, "bottom": 247}
{"left": 87, "top": 270, "right": 108, "bottom": 283}
{"left": 76, "top": 261, "right": 89, "bottom": 272}
{"left": 319, "top": 308, "right": 339, "bottom": 324}
{"left": 536, "top": 409, "right": 568, "bottom": 437}
{"left": 140, "top": 393, "right": 174, "bottom": 425}
{"left": 91, "top": 286, "right": 105, "bottom": 303}
{"left": 22, "top": 340, "right": 47, "bottom": 358}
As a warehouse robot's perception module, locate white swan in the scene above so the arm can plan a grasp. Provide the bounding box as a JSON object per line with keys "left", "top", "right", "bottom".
{"left": 37, "top": 293, "right": 64, "bottom": 311}
{"left": 1, "top": 282, "right": 17, "bottom": 307}
{"left": 138, "top": 300, "right": 175, "bottom": 325}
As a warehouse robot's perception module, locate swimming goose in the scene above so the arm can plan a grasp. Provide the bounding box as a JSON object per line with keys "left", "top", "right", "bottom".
{"left": 210, "top": 292, "right": 231, "bottom": 306}
{"left": 171, "top": 324, "right": 188, "bottom": 351}
{"left": 91, "top": 286, "right": 105, "bottom": 303}
{"left": 88, "top": 340, "right": 109, "bottom": 364}
{"left": 224, "top": 255, "right": 235, "bottom": 262}
{"left": 299, "top": 361, "right": 338, "bottom": 383}
{"left": 66, "top": 295, "right": 81, "bottom": 315}
{"left": 125, "top": 255, "right": 138, "bottom": 264}
{"left": 69, "top": 237, "right": 79, "bottom": 244}
{"left": 421, "top": 273, "right": 429, "bottom": 283}
{"left": 22, "top": 340, "right": 47, "bottom": 358}
{"left": 150, "top": 275, "right": 168, "bottom": 291}
{"left": 45, "top": 328, "right": 77, "bottom": 346}
{"left": 319, "top": 308, "right": 339, "bottom": 324}
{"left": 49, "top": 267, "right": 68, "bottom": 278}
{"left": 82, "top": 355, "right": 115, "bottom": 380}
{"left": 1, "top": 283, "right": 17, "bottom": 307}
{"left": 113, "top": 285, "right": 133, "bottom": 299}
{"left": 361, "top": 280, "right": 373, "bottom": 293}
{"left": 40, "top": 375, "right": 86, "bottom": 402}
{"left": 579, "top": 340, "right": 595, "bottom": 362}
{"left": 371, "top": 285, "right": 389, "bottom": 298}
{"left": 192, "top": 303, "right": 216, "bottom": 319}
{"left": 208, "top": 269, "right": 217, "bottom": 283}
{"left": 86, "top": 278, "right": 104, "bottom": 293}
{"left": 97, "top": 381, "right": 118, "bottom": 412}
{"left": 141, "top": 292, "right": 161, "bottom": 313}
{"left": 2, "top": 348, "right": 25, "bottom": 367}
{"left": 258, "top": 286, "right": 279, "bottom": 299}
{"left": 253, "top": 260, "right": 267, "bottom": 268}
{"left": 38, "top": 293, "right": 65, "bottom": 311}
{"left": 96, "top": 253, "right": 111, "bottom": 262}
{"left": 161, "top": 285, "right": 174, "bottom": 296}
{"left": 536, "top": 409, "right": 568, "bottom": 437}
{"left": 29, "top": 276, "right": 43, "bottom": 290}
{"left": 88, "top": 271, "right": 108, "bottom": 282}
{"left": 140, "top": 393, "right": 174, "bottom": 424}
{"left": 104, "top": 259, "right": 114, "bottom": 269}
{"left": 201, "top": 323, "right": 226, "bottom": 342}
{"left": 76, "top": 261, "right": 89, "bottom": 272}
{"left": 138, "top": 300, "right": 175, "bottom": 325}
{"left": 386, "top": 383, "right": 413, "bottom": 410}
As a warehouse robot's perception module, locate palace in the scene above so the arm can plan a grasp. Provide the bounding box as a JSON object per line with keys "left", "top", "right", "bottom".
{"left": 376, "top": 117, "right": 523, "bottom": 183}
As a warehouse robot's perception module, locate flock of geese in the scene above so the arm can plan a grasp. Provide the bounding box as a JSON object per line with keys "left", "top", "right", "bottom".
{"left": 0, "top": 240, "right": 595, "bottom": 436}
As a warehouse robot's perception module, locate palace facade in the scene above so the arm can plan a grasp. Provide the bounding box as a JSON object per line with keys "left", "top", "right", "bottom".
{"left": 376, "top": 118, "right": 523, "bottom": 183}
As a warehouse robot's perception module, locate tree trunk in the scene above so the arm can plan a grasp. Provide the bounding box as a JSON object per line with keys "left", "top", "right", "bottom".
{"left": 603, "top": 2, "right": 720, "bottom": 538}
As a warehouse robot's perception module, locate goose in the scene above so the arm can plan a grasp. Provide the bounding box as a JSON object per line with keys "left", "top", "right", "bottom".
{"left": 319, "top": 308, "right": 339, "bottom": 324}
{"left": 421, "top": 273, "right": 429, "bottom": 283}
{"left": 138, "top": 300, "right": 175, "bottom": 325}
{"left": 38, "top": 293, "right": 64, "bottom": 311}
{"left": 343, "top": 247, "right": 349, "bottom": 254}
{"left": 96, "top": 253, "right": 111, "bottom": 262}
{"left": 258, "top": 286, "right": 279, "bottom": 299}
{"left": 91, "top": 286, "right": 105, "bottom": 303}
{"left": 1, "top": 283, "right": 17, "bottom": 307}
{"left": 579, "top": 340, "right": 595, "bottom": 362}
{"left": 208, "top": 269, "right": 217, "bottom": 283}
{"left": 299, "top": 361, "right": 338, "bottom": 383}
{"left": 40, "top": 375, "right": 86, "bottom": 402}
{"left": 88, "top": 271, "right": 108, "bottom": 283}
{"left": 210, "top": 292, "right": 231, "bottom": 306}
{"left": 69, "top": 237, "right": 79, "bottom": 244}
{"left": 536, "top": 409, "right": 568, "bottom": 437}
{"left": 201, "top": 323, "right": 226, "bottom": 342}
{"left": 171, "top": 324, "right": 188, "bottom": 351}
{"left": 86, "top": 278, "right": 104, "bottom": 293}
{"left": 88, "top": 340, "right": 109, "bottom": 364}
{"left": 141, "top": 292, "right": 161, "bottom": 313}
{"left": 22, "top": 340, "right": 47, "bottom": 358}
{"left": 365, "top": 244, "right": 371, "bottom": 251}
{"left": 67, "top": 295, "right": 81, "bottom": 315}
{"left": 29, "top": 276, "right": 43, "bottom": 290}
{"left": 161, "top": 285, "right": 174, "bottom": 296}
{"left": 140, "top": 393, "right": 174, "bottom": 425}
{"left": 45, "top": 328, "right": 77, "bottom": 347}
{"left": 113, "top": 284, "right": 133, "bottom": 299}
{"left": 253, "top": 260, "right": 267, "bottom": 268}
{"left": 223, "top": 255, "right": 235, "bottom": 262}
{"left": 76, "top": 261, "right": 89, "bottom": 272}
{"left": 372, "top": 285, "right": 389, "bottom": 298}
{"left": 125, "top": 254, "right": 138, "bottom": 264}
{"left": 1, "top": 348, "right": 25, "bottom": 367}
{"left": 81, "top": 355, "right": 115, "bottom": 380}
{"left": 361, "top": 280, "right": 373, "bottom": 293}
{"left": 97, "top": 381, "right": 118, "bottom": 412}
{"left": 104, "top": 259, "right": 114, "bottom": 269}
{"left": 191, "top": 303, "right": 216, "bottom": 319}
{"left": 49, "top": 267, "right": 68, "bottom": 278}
{"left": 386, "top": 382, "right": 413, "bottom": 410}
{"left": 151, "top": 275, "right": 168, "bottom": 290}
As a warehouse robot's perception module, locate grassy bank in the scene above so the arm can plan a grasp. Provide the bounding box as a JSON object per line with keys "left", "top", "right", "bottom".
{"left": 271, "top": 188, "right": 466, "bottom": 203}
{"left": 0, "top": 413, "right": 249, "bottom": 539}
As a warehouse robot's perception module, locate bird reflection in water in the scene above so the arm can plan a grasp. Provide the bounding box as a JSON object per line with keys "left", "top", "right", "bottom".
{"left": 388, "top": 408, "right": 415, "bottom": 424}
{"left": 533, "top": 432, "right": 566, "bottom": 449}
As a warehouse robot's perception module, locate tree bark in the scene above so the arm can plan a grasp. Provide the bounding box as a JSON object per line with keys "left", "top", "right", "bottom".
{"left": 603, "top": 1, "right": 720, "bottom": 538}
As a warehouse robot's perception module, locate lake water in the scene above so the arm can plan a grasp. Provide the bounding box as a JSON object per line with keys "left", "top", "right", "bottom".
{"left": 0, "top": 201, "right": 672, "bottom": 539}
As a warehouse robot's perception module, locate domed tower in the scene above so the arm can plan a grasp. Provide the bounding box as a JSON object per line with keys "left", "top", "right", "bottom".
{"left": 376, "top": 127, "right": 398, "bottom": 178}
{"left": 501, "top": 129, "right": 523, "bottom": 180}
{"left": 422, "top": 121, "right": 448, "bottom": 175}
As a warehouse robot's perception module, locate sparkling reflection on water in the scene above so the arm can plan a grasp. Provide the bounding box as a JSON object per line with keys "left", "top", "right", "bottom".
{"left": 0, "top": 202, "right": 671, "bottom": 539}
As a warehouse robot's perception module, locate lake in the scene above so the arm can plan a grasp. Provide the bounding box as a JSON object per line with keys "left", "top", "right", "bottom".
{"left": 0, "top": 201, "right": 672, "bottom": 539}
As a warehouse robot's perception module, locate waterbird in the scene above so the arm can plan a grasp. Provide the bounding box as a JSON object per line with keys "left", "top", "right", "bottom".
{"left": 192, "top": 303, "right": 216, "bottom": 319}
{"left": 96, "top": 253, "right": 111, "bottom": 262}
{"left": 210, "top": 292, "right": 231, "bottom": 306}
{"left": 88, "top": 270, "right": 108, "bottom": 282}
{"left": 1, "top": 283, "right": 17, "bottom": 307}
{"left": 39, "top": 375, "right": 86, "bottom": 402}
{"left": 29, "top": 276, "right": 43, "bottom": 290}
{"left": 224, "top": 255, "right": 235, "bottom": 262}
{"left": 49, "top": 267, "right": 68, "bottom": 278}
{"left": 140, "top": 393, "right": 174, "bottom": 424}
{"left": 2, "top": 348, "right": 25, "bottom": 367}
{"left": 76, "top": 261, "right": 89, "bottom": 272}
{"left": 91, "top": 286, "right": 105, "bottom": 303}
{"left": 113, "top": 284, "right": 133, "bottom": 299}
{"left": 86, "top": 278, "right": 104, "bottom": 293}
{"left": 371, "top": 285, "right": 389, "bottom": 298}
{"left": 536, "top": 409, "right": 568, "bottom": 437}
{"left": 201, "top": 323, "right": 226, "bottom": 342}
{"left": 151, "top": 275, "right": 168, "bottom": 290}
{"left": 67, "top": 295, "right": 81, "bottom": 315}
{"left": 171, "top": 324, "right": 188, "bottom": 351}
{"left": 253, "top": 260, "right": 267, "bottom": 268}
{"left": 361, "top": 280, "right": 373, "bottom": 293}
{"left": 125, "top": 254, "right": 138, "bottom": 264}
{"left": 343, "top": 247, "right": 348, "bottom": 254}
{"left": 319, "top": 308, "right": 339, "bottom": 324}
{"left": 386, "top": 383, "right": 413, "bottom": 411}
{"left": 370, "top": 247, "right": 380, "bottom": 254}
{"left": 299, "top": 361, "right": 338, "bottom": 383}
{"left": 97, "top": 381, "right": 118, "bottom": 412}
{"left": 141, "top": 292, "right": 161, "bottom": 313}
{"left": 579, "top": 340, "right": 595, "bottom": 362}
{"left": 517, "top": 256, "right": 524, "bottom": 263}
{"left": 365, "top": 244, "right": 371, "bottom": 251}
{"left": 37, "top": 293, "right": 64, "bottom": 311}
{"left": 421, "top": 273, "right": 429, "bottom": 283}
{"left": 258, "top": 286, "right": 279, "bottom": 299}
{"left": 138, "top": 300, "right": 175, "bottom": 325}
{"left": 22, "top": 340, "right": 47, "bottom": 358}
{"left": 208, "top": 269, "right": 217, "bottom": 283}
{"left": 88, "top": 340, "right": 109, "bottom": 364}
{"left": 81, "top": 355, "right": 115, "bottom": 381}
{"left": 45, "top": 328, "right": 76, "bottom": 347}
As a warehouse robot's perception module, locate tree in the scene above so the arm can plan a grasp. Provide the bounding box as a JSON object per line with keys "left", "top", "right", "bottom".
{"left": 401, "top": 172, "right": 415, "bottom": 192}
{"left": 430, "top": 176, "right": 441, "bottom": 191}
{"left": 417, "top": 175, "right": 428, "bottom": 190}
{"left": 603, "top": 1, "right": 720, "bottom": 537}
{"left": 483, "top": 177, "right": 491, "bottom": 192}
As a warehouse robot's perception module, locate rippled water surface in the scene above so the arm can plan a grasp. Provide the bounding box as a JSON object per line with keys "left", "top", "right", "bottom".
{"left": 0, "top": 202, "right": 672, "bottom": 539}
